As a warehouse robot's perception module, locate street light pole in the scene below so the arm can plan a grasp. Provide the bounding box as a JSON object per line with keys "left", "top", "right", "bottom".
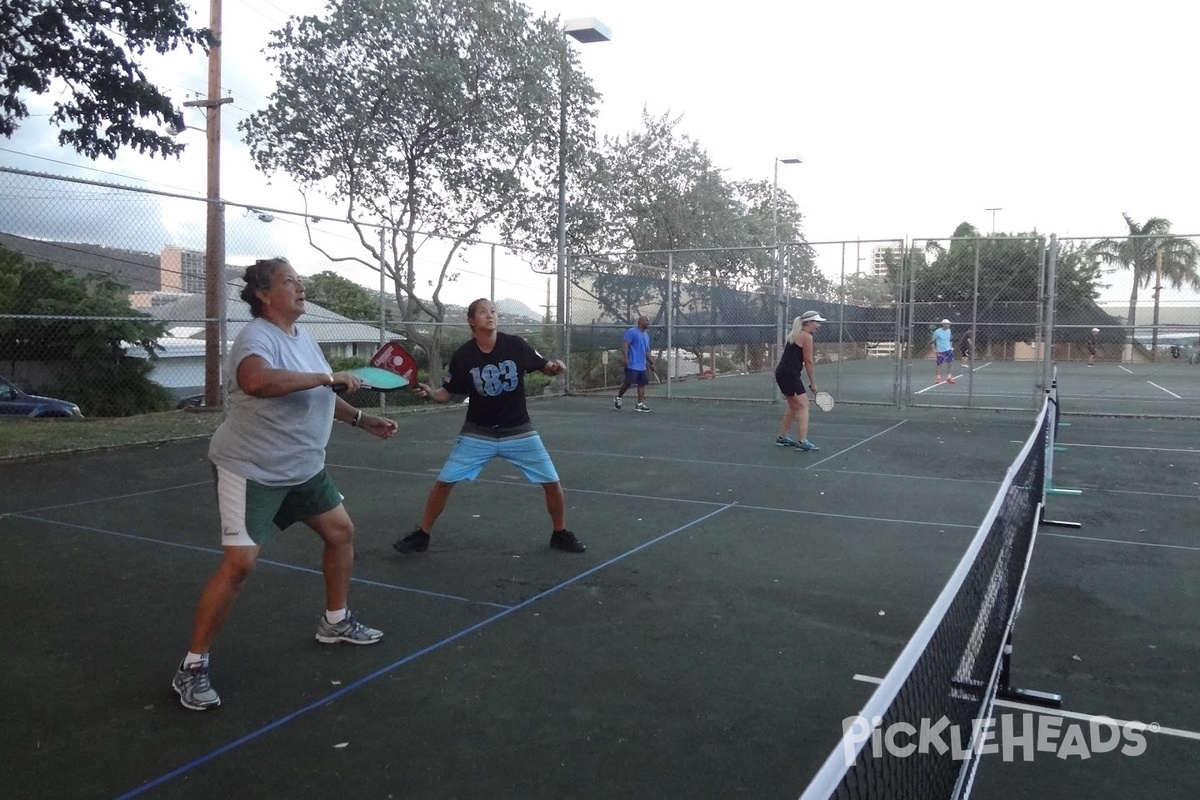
{"left": 772, "top": 155, "right": 802, "bottom": 367}
{"left": 985, "top": 207, "right": 1002, "bottom": 234}
{"left": 555, "top": 18, "right": 610, "bottom": 340}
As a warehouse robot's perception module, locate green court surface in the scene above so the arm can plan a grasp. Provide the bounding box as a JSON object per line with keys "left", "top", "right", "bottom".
{"left": 1, "top": 395, "right": 1196, "bottom": 799}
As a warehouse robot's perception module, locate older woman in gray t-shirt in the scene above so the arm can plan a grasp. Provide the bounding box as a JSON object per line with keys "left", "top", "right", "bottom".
{"left": 171, "top": 257, "right": 398, "bottom": 712}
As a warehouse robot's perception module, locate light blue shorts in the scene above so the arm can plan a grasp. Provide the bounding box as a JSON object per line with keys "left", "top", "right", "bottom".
{"left": 437, "top": 432, "right": 560, "bottom": 484}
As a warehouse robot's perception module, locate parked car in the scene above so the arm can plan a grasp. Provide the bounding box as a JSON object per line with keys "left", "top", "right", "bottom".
{"left": 175, "top": 393, "right": 205, "bottom": 410}
{"left": 0, "top": 376, "right": 83, "bottom": 418}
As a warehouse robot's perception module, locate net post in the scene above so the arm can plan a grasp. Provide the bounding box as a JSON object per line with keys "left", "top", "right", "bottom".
{"left": 1041, "top": 372, "right": 1083, "bottom": 526}
{"left": 996, "top": 635, "right": 1063, "bottom": 708}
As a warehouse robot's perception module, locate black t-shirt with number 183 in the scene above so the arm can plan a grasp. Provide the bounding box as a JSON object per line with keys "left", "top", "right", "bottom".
{"left": 443, "top": 331, "right": 547, "bottom": 435}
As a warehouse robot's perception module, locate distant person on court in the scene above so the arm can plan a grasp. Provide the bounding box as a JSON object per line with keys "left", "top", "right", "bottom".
{"left": 615, "top": 314, "right": 654, "bottom": 412}
{"left": 1087, "top": 327, "right": 1099, "bottom": 366}
{"left": 773, "top": 310, "right": 824, "bottom": 451}
{"left": 960, "top": 333, "right": 973, "bottom": 366}
{"left": 393, "top": 298, "right": 586, "bottom": 555}
{"left": 172, "top": 257, "right": 398, "bottom": 712}
{"left": 933, "top": 318, "right": 956, "bottom": 384}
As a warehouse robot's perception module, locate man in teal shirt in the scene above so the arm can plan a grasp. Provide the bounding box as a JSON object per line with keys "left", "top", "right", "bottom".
{"left": 933, "top": 318, "right": 955, "bottom": 384}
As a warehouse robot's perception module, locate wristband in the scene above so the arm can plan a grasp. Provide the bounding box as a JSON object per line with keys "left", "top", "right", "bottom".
{"left": 351, "top": 409, "right": 362, "bottom": 427}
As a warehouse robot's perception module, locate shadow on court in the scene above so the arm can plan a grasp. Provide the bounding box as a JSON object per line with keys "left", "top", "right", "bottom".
{"left": 1, "top": 395, "right": 1196, "bottom": 799}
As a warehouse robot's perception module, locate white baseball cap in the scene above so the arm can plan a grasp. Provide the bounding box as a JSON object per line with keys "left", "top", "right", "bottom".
{"left": 1092, "top": 327, "right": 1100, "bottom": 332}
{"left": 800, "top": 310, "right": 826, "bottom": 323}
{"left": 940, "top": 318, "right": 951, "bottom": 325}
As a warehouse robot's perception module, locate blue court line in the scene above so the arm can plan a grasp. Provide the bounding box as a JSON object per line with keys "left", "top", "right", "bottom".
{"left": 7, "top": 514, "right": 508, "bottom": 609}
{"left": 111, "top": 502, "right": 736, "bottom": 800}
{"left": 4, "top": 481, "right": 212, "bottom": 516}
{"left": 805, "top": 419, "right": 909, "bottom": 470}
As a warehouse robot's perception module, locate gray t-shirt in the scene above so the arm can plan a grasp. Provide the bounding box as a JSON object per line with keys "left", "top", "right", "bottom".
{"left": 208, "top": 317, "right": 335, "bottom": 486}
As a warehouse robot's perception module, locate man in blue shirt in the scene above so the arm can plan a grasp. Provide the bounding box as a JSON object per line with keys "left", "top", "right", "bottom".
{"left": 933, "top": 318, "right": 956, "bottom": 384}
{"left": 615, "top": 315, "right": 654, "bottom": 412}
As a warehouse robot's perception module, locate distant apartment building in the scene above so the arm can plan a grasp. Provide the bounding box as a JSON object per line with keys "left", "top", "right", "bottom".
{"left": 870, "top": 245, "right": 926, "bottom": 277}
{"left": 128, "top": 246, "right": 208, "bottom": 308}
{"left": 159, "top": 245, "right": 206, "bottom": 293}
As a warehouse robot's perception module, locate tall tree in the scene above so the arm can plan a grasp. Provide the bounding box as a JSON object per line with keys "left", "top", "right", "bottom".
{"left": 568, "top": 109, "right": 819, "bottom": 338}
{"left": 910, "top": 226, "right": 1106, "bottom": 349}
{"left": 1090, "top": 213, "right": 1200, "bottom": 350}
{"left": 240, "top": 0, "right": 596, "bottom": 376}
{"left": 1, "top": 0, "right": 209, "bottom": 159}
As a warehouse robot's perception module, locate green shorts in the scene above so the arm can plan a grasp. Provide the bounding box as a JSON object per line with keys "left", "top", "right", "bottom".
{"left": 214, "top": 466, "right": 344, "bottom": 546}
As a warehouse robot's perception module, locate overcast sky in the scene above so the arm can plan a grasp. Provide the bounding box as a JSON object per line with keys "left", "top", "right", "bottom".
{"left": 3, "top": 0, "right": 1198, "bottom": 308}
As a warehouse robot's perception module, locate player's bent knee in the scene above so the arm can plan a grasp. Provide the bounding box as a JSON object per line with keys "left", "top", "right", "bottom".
{"left": 220, "top": 549, "right": 258, "bottom": 584}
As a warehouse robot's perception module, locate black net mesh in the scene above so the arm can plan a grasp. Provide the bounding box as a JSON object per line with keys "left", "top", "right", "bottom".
{"left": 804, "top": 405, "right": 1050, "bottom": 800}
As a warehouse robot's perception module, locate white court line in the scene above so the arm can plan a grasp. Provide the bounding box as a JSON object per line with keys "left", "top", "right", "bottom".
{"left": 1120, "top": 365, "right": 1133, "bottom": 374}
{"left": 851, "top": 674, "right": 1200, "bottom": 741}
{"left": 1102, "top": 487, "right": 1200, "bottom": 500}
{"left": 1060, "top": 442, "right": 1200, "bottom": 454}
{"left": 1147, "top": 381, "right": 1183, "bottom": 398}
{"left": 806, "top": 420, "right": 908, "bottom": 470}
{"left": 1041, "top": 532, "right": 1200, "bottom": 552}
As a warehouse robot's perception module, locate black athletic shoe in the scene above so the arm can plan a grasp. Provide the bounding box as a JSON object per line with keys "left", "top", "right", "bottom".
{"left": 393, "top": 528, "right": 430, "bottom": 554}
{"left": 549, "top": 529, "right": 586, "bottom": 553}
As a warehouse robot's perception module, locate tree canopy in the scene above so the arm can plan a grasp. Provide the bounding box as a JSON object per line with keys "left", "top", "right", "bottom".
{"left": 0, "top": 245, "right": 173, "bottom": 415}
{"left": 303, "top": 269, "right": 380, "bottom": 321}
{"left": 567, "top": 110, "right": 817, "bottom": 332}
{"left": 1, "top": 0, "right": 209, "bottom": 160}
{"left": 1090, "top": 213, "right": 1200, "bottom": 332}
{"left": 241, "top": 0, "right": 595, "bottom": 374}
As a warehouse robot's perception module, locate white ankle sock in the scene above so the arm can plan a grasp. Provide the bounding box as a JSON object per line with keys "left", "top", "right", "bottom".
{"left": 183, "top": 651, "right": 205, "bottom": 667}
{"left": 326, "top": 608, "right": 347, "bottom": 624}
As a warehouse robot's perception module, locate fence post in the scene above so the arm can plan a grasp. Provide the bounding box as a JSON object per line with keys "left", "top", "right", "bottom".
{"left": 1041, "top": 235, "right": 1059, "bottom": 396}
{"left": 563, "top": 251, "right": 572, "bottom": 394}
{"left": 967, "top": 239, "right": 980, "bottom": 405}
{"left": 378, "top": 226, "right": 388, "bottom": 413}
{"left": 666, "top": 251, "right": 673, "bottom": 400}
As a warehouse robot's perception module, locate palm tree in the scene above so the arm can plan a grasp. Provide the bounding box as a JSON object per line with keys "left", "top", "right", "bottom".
{"left": 1089, "top": 214, "right": 1200, "bottom": 358}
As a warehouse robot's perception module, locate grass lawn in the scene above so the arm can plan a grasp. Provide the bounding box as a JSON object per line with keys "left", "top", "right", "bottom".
{"left": 0, "top": 409, "right": 226, "bottom": 461}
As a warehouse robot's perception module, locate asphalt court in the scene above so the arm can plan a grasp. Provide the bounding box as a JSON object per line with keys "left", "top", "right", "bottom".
{"left": 1, "top": 395, "right": 1195, "bottom": 799}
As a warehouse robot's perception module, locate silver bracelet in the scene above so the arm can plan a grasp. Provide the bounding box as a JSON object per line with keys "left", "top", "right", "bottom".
{"left": 350, "top": 409, "right": 362, "bottom": 427}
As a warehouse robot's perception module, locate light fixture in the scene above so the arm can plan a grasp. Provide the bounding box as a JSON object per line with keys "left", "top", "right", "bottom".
{"left": 555, "top": 17, "right": 611, "bottom": 340}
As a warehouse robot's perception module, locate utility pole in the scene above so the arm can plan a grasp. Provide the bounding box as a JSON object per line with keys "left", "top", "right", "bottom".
{"left": 188, "top": 0, "right": 233, "bottom": 408}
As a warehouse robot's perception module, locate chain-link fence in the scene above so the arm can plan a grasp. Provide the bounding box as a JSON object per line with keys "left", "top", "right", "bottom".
{"left": 565, "top": 235, "right": 1200, "bottom": 418}
{"left": 4, "top": 166, "right": 1198, "bottom": 421}
{"left": 0, "top": 167, "right": 554, "bottom": 417}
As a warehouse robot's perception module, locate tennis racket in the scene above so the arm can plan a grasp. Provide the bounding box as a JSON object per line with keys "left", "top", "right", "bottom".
{"left": 332, "top": 341, "right": 420, "bottom": 393}
{"left": 368, "top": 340, "right": 419, "bottom": 385}
{"left": 333, "top": 366, "right": 412, "bottom": 393}
{"left": 813, "top": 391, "right": 834, "bottom": 412}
